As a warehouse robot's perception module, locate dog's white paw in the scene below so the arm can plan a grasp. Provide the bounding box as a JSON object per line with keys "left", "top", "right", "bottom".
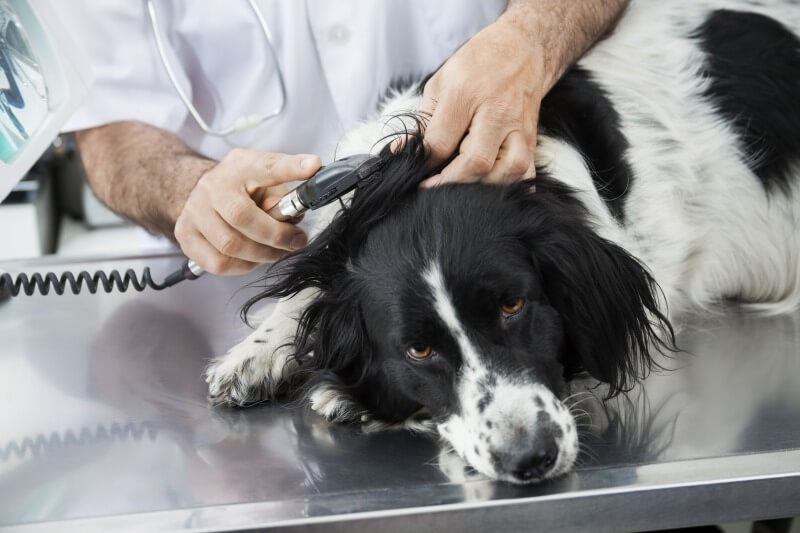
{"left": 437, "top": 447, "right": 485, "bottom": 483}
{"left": 205, "top": 330, "right": 296, "bottom": 407}
{"left": 205, "top": 349, "right": 267, "bottom": 407}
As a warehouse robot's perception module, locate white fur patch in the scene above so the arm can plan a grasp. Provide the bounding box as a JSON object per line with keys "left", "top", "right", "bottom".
{"left": 308, "top": 381, "right": 436, "bottom": 433}
{"left": 336, "top": 84, "right": 424, "bottom": 159}
{"left": 557, "top": 0, "right": 800, "bottom": 317}
{"left": 422, "top": 262, "right": 482, "bottom": 370}
{"left": 422, "top": 260, "right": 578, "bottom": 483}
{"left": 308, "top": 382, "right": 362, "bottom": 423}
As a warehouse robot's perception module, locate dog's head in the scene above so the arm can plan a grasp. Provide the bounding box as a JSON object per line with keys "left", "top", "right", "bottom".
{"left": 246, "top": 135, "right": 674, "bottom": 483}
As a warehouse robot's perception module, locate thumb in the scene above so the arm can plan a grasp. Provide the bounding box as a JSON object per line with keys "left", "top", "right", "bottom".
{"left": 526, "top": 131, "right": 538, "bottom": 179}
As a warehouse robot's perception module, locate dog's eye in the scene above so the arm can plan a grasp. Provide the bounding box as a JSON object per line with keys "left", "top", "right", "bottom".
{"left": 406, "top": 344, "right": 433, "bottom": 360}
{"left": 501, "top": 297, "right": 525, "bottom": 317}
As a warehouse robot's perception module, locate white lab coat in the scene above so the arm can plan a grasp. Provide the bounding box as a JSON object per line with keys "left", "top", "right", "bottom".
{"left": 52, "top": 0, "right": 507, "bottom": 161}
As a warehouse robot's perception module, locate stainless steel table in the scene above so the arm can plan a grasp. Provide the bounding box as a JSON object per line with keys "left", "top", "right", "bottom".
{"left": 1, "top": 254, "right": 799, "bottom": 532}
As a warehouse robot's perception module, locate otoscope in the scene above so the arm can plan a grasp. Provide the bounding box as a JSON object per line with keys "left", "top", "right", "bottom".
{"left": 0, "top": 154, "right": 379, "bottom": 297}
{"left": 172, "top": 154, "right": 376, "bottom": 284}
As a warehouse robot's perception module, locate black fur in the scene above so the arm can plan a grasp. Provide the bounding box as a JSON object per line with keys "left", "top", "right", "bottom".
{"left": 539, "top": 67, "right": 634, "bottom": 222}
{"left": 243, "top": 130, "right": 675, "bottom": 423}
{"left": 695, "top": 9, "right": 800, "bottom": 193}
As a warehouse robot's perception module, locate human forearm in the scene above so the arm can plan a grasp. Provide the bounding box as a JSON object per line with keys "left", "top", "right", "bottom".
{"left": 77, "top": 120, "right": 319, "bottom": 275}
{"left": 500, "top": 0, "right": 629, "bottom": 92}
{"left": 76, "top": 121, "right": 215, "bottom": 237}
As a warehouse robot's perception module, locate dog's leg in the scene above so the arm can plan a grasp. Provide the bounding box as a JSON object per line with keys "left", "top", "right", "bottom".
{"left": 205, "top": 288, "right": 317, "bottom": 406}
{"left": 205, "top": 199, "right": 346, "bottom": 406}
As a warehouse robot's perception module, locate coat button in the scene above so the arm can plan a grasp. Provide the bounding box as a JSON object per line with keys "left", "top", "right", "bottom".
{"left": 328, "top": 24, "right": 351, "bottom": 45}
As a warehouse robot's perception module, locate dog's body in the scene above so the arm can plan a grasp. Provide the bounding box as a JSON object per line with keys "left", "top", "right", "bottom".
{"left": 206, "top": 0, "right": 800, "bottom": 483}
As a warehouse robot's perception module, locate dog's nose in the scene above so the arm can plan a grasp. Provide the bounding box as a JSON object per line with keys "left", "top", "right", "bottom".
{"left": 501, "top": 433, "right": 559, "bottom": 481}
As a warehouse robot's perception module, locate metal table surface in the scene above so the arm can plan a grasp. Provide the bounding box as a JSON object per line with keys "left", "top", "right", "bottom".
{"left": 1, "top": 254, "right": 799, "bottom": 532}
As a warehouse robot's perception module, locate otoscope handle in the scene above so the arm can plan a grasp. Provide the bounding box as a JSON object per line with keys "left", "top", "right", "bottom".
{"left": 267, "top": 189, "right": 306, "bottom": 221}
{"left": 161, "top": 259, "right": 204, "bottom": 287}
{"left": 266, "top": 154, "right": 375, "bottom": 221}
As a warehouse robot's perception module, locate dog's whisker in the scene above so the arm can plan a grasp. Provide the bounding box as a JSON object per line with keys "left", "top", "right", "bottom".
{"left": 566, "top": 396, "right": 597, "bottom": 410}
{"left": 576, "top": 452, "right": 599, "bottom": 466}
{"left": 578, "top": 442, "right": 600, "bottom": 459}
{"left": 563, "top": 391, "right": 594, "bottom": 403}
{"left": 569, "top": 410, "right": 594, "bottom": 424}
{"left": 577, "top": 444, "right": 596, "bottom": 458}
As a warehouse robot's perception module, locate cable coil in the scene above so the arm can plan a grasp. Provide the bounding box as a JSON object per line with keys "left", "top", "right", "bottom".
{"left": 1, "top": 422, "right": 159, "bottom": 461}
{"left": 0, "top": 268, "right": 170, "bottom": 296}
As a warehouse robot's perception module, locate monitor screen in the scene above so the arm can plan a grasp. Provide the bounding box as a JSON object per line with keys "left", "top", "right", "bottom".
{"left": 1, "top": 0, "right": 49, "bottom": 164}
{"left": 0, "top": 0, "right": 89, "bottom": 202}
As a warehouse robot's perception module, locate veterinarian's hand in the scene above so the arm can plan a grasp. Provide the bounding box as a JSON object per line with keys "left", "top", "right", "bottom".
{"left": 419, "top": 18, "right": 545, "bottom": 187}
{"left": 174, "top": 149, "right": 320, "bottom": 276}
{"left": 419, "top": 0, "right": 628, "bottom": 188}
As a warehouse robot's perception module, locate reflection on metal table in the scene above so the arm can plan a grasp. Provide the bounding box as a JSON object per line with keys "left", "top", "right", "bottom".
{"left": 1, "top": 254, "right": 799, "bottom": 532}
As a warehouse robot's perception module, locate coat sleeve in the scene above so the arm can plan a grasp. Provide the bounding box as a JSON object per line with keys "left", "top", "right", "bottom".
{"left": 45, "top": 0, "right": 189, "bottom": 132}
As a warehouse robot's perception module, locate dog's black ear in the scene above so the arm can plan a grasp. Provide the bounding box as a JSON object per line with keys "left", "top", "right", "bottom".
{"left": 288, "top": 279, "right": 374, "bottom": 409}
{"left": 236, "top": 120, "right": 436, "bottom": 419}
{"left": 291, "top": 280, "right": 426, "bottom": 423}
{"left": 515, "top": 179, "right": 676, "bottom": 395}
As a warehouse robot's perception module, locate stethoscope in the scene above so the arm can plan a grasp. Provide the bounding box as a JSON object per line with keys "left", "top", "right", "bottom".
{"left": 143, "top": 0, "right": 287, "bottom": 137}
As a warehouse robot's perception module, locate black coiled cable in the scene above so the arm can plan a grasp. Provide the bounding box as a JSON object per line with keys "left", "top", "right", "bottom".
{"left": 0, "top": 261, "right": 197, "bottom": 297}
{"left": 0, "top": 268, "right": 168, "bottom": 296}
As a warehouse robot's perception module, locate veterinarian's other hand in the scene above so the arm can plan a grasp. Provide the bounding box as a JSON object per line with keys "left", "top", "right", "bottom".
{"left": 419, "top": 0, "right": 628, "bottom": 188}
{"left": 175, "top": 150, "right": 320, "bottom": 276}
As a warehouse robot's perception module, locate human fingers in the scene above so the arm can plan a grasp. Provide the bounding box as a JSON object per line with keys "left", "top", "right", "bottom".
{"left": 194, "top": 209, "right": 291, "bottom": 264}
{"left": 420, "top": 107, "right": 507, "bottom": 188}
{"left": 207, "top": 180, "right": 307, "bottom": 251}
{"left": 174, "top": 217, "right": 260, "bottom": 276}
{"left": 201, "top": 151, "right": 311, "bottom": 248}
{"left": 482, "top": 130, "right": 533, "bottom": 184}
{"left": 522, "top": 98, "right": 539, "bottom": 178}
{"left": 421, "top": 88, "right": 473, "bottom": 169}
{"left": 220, "top": 149, "right": 321, "bottom": 190}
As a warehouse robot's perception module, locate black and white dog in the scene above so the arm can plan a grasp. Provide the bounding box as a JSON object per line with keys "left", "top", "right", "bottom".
{"left": 206, "top": 1, "right": 800, "bottom": 484}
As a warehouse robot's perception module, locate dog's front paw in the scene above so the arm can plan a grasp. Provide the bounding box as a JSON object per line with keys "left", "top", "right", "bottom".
{"left": 205, "top": 333, "right": 296, "bottom": 407}
{"left": 205, "top": 351, "right": 267, "bottom": 407}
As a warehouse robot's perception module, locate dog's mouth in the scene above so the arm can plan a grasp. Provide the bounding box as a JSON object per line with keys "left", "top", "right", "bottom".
{"left": 435, "top": 378, "right": 579, "bottom": 484}
{"left": 441, "top": 427, "right": 577, "bottom": 485}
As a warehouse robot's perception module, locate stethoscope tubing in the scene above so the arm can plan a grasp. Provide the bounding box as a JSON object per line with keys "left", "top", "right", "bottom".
{"left": 143, "top": 0, "right": 287, "bottom": 137}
